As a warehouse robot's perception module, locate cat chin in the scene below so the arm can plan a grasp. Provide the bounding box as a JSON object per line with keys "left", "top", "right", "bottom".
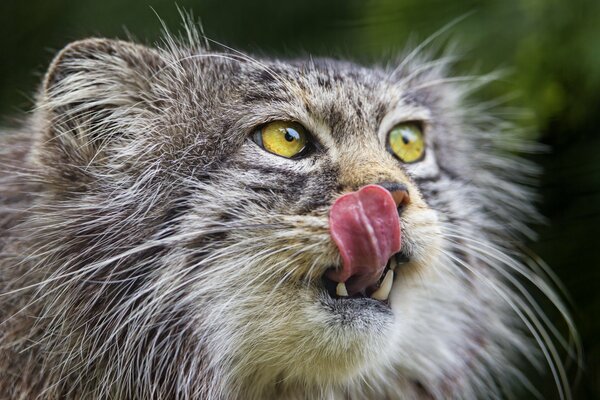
{"left": 273, "top": 302, "right": 397, "bottom": 387}
{"left": 220, "top": 286, "right": 398, "bottom": 389}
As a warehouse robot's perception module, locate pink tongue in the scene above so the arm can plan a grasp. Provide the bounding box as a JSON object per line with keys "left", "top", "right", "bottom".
{"left": 327, "top": 185, "right": 402, "bottom": 295}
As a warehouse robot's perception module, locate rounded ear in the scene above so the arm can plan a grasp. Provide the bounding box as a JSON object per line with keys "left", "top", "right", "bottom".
{"left": 43, "top": 38, "right": 164, "bottom": 95}
{"left": 38, "top": 38, "right": 165, "bottom": 160}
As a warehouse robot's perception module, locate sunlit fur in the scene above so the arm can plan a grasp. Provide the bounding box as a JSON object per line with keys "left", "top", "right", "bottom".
{"left": 0, "top": 23, "right": 578, "bottom": 400}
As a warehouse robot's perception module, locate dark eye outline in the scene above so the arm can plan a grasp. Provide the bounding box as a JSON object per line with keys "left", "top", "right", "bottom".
{"left": 251, "top": 121, "right": 316, "bottom": 160}
{"left": 385, "top": 121, "right": 426, "bottom": 164}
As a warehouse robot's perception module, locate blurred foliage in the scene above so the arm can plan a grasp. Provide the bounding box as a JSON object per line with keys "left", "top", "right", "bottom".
{"left": 0, "top": 0, "right": 598, "bottom": 398}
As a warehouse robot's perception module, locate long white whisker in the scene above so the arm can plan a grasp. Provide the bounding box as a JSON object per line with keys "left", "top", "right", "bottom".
{"left": 439, "top": 247, "right": 570, "bottom": 400}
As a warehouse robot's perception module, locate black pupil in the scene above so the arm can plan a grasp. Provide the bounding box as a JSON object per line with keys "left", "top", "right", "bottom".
{"left": 402, "top": 132, "right": 411, "bottom": 145}
{"left": 284, "top": 128, "right": 300, "bottom": 142}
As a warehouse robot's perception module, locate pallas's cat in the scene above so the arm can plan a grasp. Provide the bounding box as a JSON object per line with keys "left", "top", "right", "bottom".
{"left": 0, "top": 28, "right": 575, "bottom": 399}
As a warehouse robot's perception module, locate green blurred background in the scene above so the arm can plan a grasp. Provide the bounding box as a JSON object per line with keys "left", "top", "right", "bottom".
{"left": 0, "top": 0, "right": 598, "bottom": 398}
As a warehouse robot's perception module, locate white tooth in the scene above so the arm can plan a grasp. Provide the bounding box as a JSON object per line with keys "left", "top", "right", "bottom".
{"left": 371, "top": 270, "right": 394, "bottom": 301}
{"left": 336, "top": 282, "right": 349, "bottom": 297}
{"left": 389, "top": 257, "right": 398, "bottom": 271}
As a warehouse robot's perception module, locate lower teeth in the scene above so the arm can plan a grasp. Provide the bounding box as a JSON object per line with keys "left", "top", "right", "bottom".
{"left": 370, "top": 269, "right": 394, "bottom": 301}
{"left": 331, "top": 268, "right": 395, "bottom": 302}
{"left": 336, "top": 282, "right": 349, "bottom": 297}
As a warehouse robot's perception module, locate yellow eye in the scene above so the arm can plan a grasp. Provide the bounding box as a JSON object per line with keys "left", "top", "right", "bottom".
{"left": 387, "top": 122, "right": 425, "bottom": 163}
{"left": 254, "top": 121, "right": 309, "bottom": 159}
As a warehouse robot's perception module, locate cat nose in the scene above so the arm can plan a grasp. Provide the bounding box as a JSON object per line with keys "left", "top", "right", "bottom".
{"left": 376, "top": 181, "right": 411, "bottom": 213}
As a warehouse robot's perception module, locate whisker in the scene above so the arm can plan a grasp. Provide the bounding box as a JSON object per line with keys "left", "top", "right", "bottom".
{"left": 441, "top": 224, "right": 580, "bottom": 363}
{"left": 439, "top": 247, "right": 571, "bottom": 400}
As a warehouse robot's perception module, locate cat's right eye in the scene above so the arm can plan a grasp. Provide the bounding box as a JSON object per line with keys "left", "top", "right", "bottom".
{"left": 252, "top": 121, "right": 311, "bottom": 159}
{"left": 387, "top": 122, "right": 425, "bottom": 163}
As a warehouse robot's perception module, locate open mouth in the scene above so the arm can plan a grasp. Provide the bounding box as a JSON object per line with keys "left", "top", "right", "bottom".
{"left": 322, "top": 252, "right": 409, "bottom": 304}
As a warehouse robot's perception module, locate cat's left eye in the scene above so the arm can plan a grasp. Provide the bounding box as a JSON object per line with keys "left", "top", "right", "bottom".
{"left": 252, "top": 121, "right": 310, "bottom": 159}
{"left": 387, "top": 122, "right": 425, "bottom": 163}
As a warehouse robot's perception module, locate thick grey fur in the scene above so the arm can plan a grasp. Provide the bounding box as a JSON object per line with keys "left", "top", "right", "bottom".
{"left": 0, "top": 24, "right": 576, "bottom": 400}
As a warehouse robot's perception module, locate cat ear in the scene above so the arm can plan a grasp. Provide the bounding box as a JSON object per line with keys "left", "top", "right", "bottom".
{"left": 38, "top": 38, "right": 164, "bottom": 163}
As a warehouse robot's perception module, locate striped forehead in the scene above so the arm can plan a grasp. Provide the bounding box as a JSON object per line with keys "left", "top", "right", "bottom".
{"left": 244, "top": 60, "right": 392, "bottom": 120}
{"left": 297, "top": 61, "right": 392, "bottom": 131}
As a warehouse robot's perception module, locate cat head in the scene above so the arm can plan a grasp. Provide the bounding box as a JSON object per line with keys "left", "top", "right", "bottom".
{"left": 28, "top": 33, "right": 565, "bottom": 399}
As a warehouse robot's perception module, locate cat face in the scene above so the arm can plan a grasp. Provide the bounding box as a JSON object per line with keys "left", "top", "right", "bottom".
{"left": 30, "top": 35, "right": 547, "bottom": 398}
{"left": 184, "top": 57, "right": 446, "bottom": 385}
